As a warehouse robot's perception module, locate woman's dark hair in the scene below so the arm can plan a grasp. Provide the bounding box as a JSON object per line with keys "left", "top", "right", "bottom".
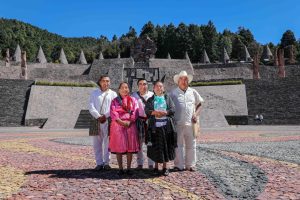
{"left": 118, "top": 82, "right": 130, "bottom": 89}
{"left": 153, "top": 80, "right": 163, "bottom": 87}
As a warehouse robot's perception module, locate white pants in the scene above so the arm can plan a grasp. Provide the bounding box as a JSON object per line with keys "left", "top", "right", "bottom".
{"left": 92, "top": 122, "right": 110, "bottom": 166}
{"left": 137, "top": 138, "right": 154, "bottom": 167}
{"left": 174, "top": 124, "right": 196, "bottom": 170}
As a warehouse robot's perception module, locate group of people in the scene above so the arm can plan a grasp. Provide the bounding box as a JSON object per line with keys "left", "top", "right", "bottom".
{"left": 89, "top": 71, "right": 204, "bottom": 176}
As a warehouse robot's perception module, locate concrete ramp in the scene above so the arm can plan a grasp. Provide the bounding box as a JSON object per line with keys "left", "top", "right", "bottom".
{"left": 200, "top": 108, "right": 229, "bottom": 128}
{"left": 25, "top": 86, "right": 94, "bottom": 129}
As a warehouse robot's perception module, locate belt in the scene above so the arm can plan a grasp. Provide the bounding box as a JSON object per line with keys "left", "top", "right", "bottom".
{"left": 155, "top": 118, "right": 167, "bottom": 122}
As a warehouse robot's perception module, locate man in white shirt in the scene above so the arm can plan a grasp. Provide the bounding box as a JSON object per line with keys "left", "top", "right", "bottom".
{"left": 89, "top": 76, "right": 117, "bottom": 170}
{"left": 132, "top": 78, "right": 155, "bottom": 169}
{"left": 170, "top": 71, "right": 204, "bottom": 171}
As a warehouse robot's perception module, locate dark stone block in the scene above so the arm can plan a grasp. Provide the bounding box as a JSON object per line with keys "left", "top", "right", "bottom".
{"left": 25, "top": 118, "right": 47, "bottom": 128}
{"left": 0, "top": 79, "right": 34, "bottom": 126}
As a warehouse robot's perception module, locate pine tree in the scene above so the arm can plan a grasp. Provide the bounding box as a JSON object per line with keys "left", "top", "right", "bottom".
{"left": 280, "top": 30, "right": 296, "bottom": 48}
{"left": 200, "top": 21, "right": 218, "bottom": 62}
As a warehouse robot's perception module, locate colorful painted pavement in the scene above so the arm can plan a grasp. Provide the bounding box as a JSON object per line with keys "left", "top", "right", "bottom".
{"left": 0, "top": 126, "right": 299, "bottom": 200}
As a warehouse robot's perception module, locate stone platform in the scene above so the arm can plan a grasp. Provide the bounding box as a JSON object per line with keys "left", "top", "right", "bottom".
{"left": 0, "top": 126, "right": 299, "bottom": 199}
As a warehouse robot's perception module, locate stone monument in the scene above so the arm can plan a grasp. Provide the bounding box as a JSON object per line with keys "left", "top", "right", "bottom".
{"left": 13, "top": 44, "right": 22, "bottom": 63}
{"left": 59, "top": 48, "right": 68, "bottom": 64}
{"left": 36, "top": 46, "right": 47, "bottom": 64}
{"left": 222, "top": 47, "right": 230, "bottom": 64}
{"left": 78, "top": 50, "right": 87, "bottom": 64}
{"left": 130, "top": 35, "right": 157, "bottom": 62}
{"left": 20, "top": 51, "right": 28, "bottom": 80}
{"left": 244, "top": 45, "right": 252, "bottom": 62}
{"left": 253, "top": 54, "right": 260, "bottom": 79}
{"left": 5, "top": 49, "right": 10, "bottom": 67}
{"left": 202, "top": 49, "right": 210, "bottom": 64}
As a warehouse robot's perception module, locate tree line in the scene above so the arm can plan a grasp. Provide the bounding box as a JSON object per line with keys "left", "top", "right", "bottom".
{"left": 0, "top": 18, "right": 299, "bottom": 64}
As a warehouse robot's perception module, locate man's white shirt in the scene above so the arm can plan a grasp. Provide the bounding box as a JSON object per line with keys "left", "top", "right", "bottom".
{"left": 89, "top": 88, "right": 117, "bottom": 120}
{"left": 170, "top": 87, "right": 204, "bottom": 126}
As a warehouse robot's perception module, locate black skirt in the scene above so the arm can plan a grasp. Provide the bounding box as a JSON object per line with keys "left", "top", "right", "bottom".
{"left": 147, "top": 125, "right": 176, "bottom": 163}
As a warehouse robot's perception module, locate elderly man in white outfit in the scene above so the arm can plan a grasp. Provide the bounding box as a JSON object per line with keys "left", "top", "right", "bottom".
{"left": 132, "top": 78, "right": 155, "bottom": 169}
{"left": 170, "top": 71, "right": 204, "bottom": 171}
{"left": 89, "top": 76, "right": 117, "bottom": 170}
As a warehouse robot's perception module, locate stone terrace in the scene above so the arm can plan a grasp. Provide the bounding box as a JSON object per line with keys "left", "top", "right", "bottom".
{"left": 0, "top": 126, "right": 299, "bottom": 199}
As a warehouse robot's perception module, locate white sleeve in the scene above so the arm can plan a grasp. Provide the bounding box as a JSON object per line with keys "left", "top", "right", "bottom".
{"left": 104, "top": 91, "right": 117, "bottom": 118}
{"left": 193, "top": 89, "right": 204, "bottom": 105}
{"left": 193, "top": 89, "right": 204, "bottom": 116}
{"left": 89, "top": 92, "right": 101, "bottom": 119}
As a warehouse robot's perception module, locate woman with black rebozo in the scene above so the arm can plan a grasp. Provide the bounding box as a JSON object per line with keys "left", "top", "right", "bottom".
{"left": 145, "top": 81, "right": 177, "bottom": 176}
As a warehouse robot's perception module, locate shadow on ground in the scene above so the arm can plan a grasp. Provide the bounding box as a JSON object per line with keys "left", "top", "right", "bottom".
{"left": 25, "top": 168, "right": 169, "bottom": 180}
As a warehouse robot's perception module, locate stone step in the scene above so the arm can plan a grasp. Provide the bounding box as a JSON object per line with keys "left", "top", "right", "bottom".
{"left": 74, "top": 110, "right": 93, "bottom": 129}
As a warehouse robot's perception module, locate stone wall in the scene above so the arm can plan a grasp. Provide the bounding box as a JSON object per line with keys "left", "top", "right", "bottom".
{"left": 88, "top": 58, "right": 193, "bottom": 91}
{"left": 193, "top": 85, "right": 248, "bottom": 127}
{"left": 259, "top": 65, "right": 300, "bottom": 80}
{"left": 149, "top": 58, "right": 194, "bottom": 91}
{"left": 88, "top": 58, "right": 134, "bottom": 90}
{"left": 0, "top": 79, "right": 34, "bottom": 126}
{"left": 193, "top": 85, "right": 248, "bottom": 116}
{"left": 245, "top": 77, "right": 300, "bottom": 124}
{"left": 193, "top": 63, "right": 253, "bottom": 81}
{"left": 0, "top": 63, "right": 90, "bottom": 82}
{"left": 25, "top": 85, "right": 95, "bottom": 129}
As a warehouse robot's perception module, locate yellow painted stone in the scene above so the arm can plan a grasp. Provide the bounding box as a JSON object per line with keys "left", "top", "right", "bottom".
{"left": 0, "top": 166, "right": 26, "bottom": 199}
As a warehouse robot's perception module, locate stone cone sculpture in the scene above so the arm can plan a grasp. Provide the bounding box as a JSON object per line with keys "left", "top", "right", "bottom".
{"left": 78, "top": 50, "right": 87, "bottom": 64}
{"left": 36, "top": 46, "right": 47, "bottom": 64}
{"left": 59, "top": 48, "right": 68, "bottom": 64}
{"left": 13, "top": 44, "right": 22, "bottom": 62}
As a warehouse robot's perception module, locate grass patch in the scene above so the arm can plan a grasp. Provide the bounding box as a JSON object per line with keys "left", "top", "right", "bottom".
{"left": 190, "top": 80, "right": 243, "bottom": 86}
{"left": 35, "top": 81, "right": 97, "bottom": 87}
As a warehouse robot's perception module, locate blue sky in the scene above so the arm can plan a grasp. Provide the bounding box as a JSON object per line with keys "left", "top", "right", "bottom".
{"left": 1, "top": 0, "right": 299, "bottom": 44}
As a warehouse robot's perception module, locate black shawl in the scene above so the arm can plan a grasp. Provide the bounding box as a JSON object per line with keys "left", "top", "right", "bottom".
{"left": 145, "top": 94, "right": 177, "bottom": 145}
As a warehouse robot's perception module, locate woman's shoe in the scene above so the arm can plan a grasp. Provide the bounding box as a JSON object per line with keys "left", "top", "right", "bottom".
{"left": 162, "top": 168, "right": 170, "bottom": 176}
{"left": 153, "top": 168, "right": 159, "bottom": 175}
{"left": 103, "top": 165, "right": 111, "bottom": 170}
{"left": 172, "top": 167, "right": 183, "bottom": 172}
{"left": 94, "top": 165, "right": 103, "bottom": 171}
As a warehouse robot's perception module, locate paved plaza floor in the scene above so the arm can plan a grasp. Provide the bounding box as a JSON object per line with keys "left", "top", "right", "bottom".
{"left": 0, "top": 126, "right": 299, "bottom": 199}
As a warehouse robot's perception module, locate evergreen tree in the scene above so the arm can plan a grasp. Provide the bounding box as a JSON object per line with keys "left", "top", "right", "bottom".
{"left": 237, "top": 27, "right": 255, "bottom": 46}
{"left": 155, "top": 25, "right": 167, "bottom": 58}
{"left": 140, "top": 21, "right": 157, "bottom": 41}
{"left": 119, "top": 27, "right": 137, "bottom": 57}
{"left": 175, "top": 22, "right": 192, "bottom": 58}
{"left": 280, "top": 30, "right": 296, "bottom": 48}
{"left": 217, "top": 35, "right": 232, "bottom": 61}
{"left": 231, "top": 35, "right": 244, "bottom": 60}
{"left": 164, "top": 23, "right": 177, "bottom": 58}
{"left": 200, "top": 20, "right": 218, "bottom": 61}
{"left": 188, "top": 24, "right": 204, "bottom": 62}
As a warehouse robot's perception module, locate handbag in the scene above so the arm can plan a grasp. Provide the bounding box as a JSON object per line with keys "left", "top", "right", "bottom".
{"left": 192, "top": 114, "right": 200, "bottom": 138}
{"left": 192, "top": 90, "right": 201, "bottom": 138}
{"left": 89, "top": 91, "right": 109, "bottom": 136}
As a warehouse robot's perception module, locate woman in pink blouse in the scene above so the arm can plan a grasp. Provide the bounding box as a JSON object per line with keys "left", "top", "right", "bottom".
{"left": 109, "top": 82, "right": 140, "bottom": 175}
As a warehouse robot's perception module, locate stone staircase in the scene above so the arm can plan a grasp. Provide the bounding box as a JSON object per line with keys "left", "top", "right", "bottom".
{"left": 74, "top": 110, "right": 93, "bottom": 129}
{"left": 0, "top": 79, "right": 34, "bottom": 126}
